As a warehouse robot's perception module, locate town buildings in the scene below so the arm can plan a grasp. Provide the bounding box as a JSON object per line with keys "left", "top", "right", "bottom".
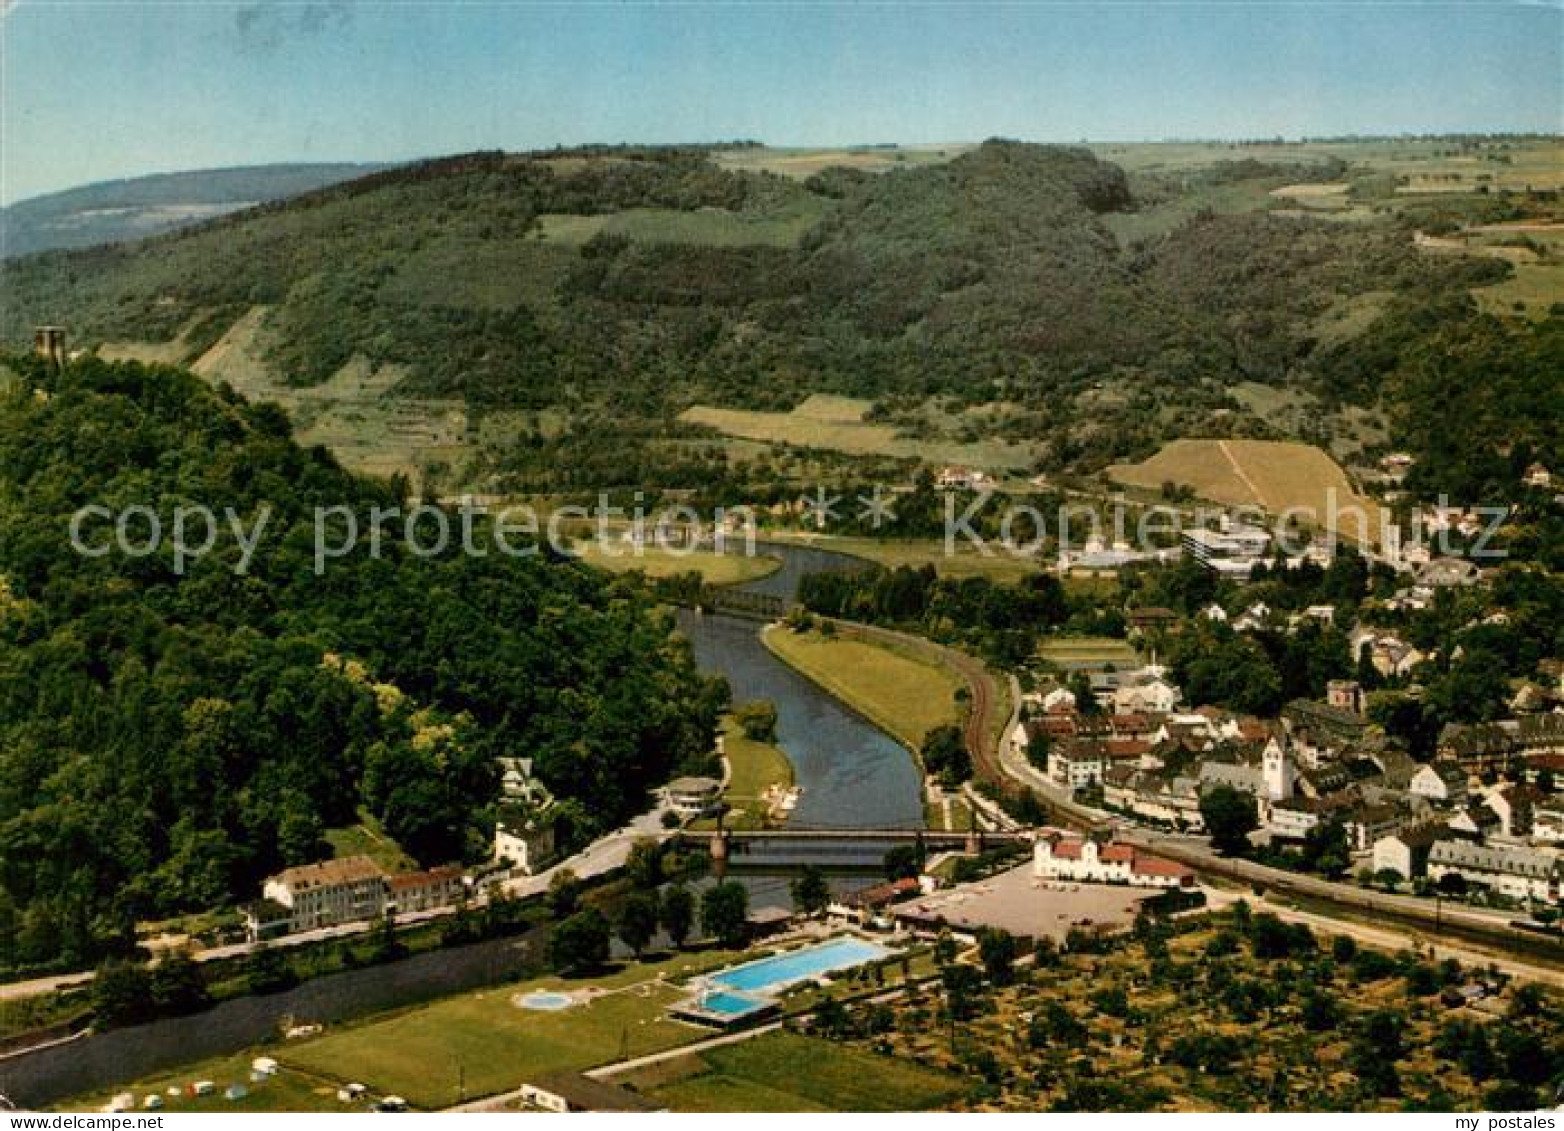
{"left": 494, "top": 810, "right": 557, "bottom": 875}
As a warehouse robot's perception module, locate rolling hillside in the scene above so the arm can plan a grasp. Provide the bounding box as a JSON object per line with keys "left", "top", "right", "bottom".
{"left": 1, "top": 140, "right": 1555, "bottom": 498}
{"left": 1, "top": 163, "right": 390, "bottom": 258}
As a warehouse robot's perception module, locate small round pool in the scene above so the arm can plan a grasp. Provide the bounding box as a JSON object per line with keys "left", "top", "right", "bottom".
{"left": 515, "top": 990, "right": 575, "bottom": 1011}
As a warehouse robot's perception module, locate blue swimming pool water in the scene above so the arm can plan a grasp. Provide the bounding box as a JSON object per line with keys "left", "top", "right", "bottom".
{"left": 709, "top": 937, "right": 889, "bottom": 994}
{"left": 517, "top": 991, "right": 574, "bottom": 1011}
{"left": 696, "top": 990, "right": 770, "bottom": 1017}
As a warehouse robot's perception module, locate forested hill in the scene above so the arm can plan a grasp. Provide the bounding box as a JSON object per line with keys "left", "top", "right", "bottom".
{"left": 0, "top": 355, "right": 725, "bottom": 972}
{"left": 0, "top": 140, "right": 1547, "bottom": 489}
{"left": 0, "top": 142, "right": 1463, "bottom": 407}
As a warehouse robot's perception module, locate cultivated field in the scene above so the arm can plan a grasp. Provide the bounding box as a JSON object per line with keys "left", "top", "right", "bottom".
{"left": 712, "top": 144, "right": 970, "bottom": 180}
{"left": 763, "top": 625, "right": 965, "bottom": 754}
{"left": 1108, "top": 438, "right": 1386, "bottom": 544}
{"left": 1037, "top": 636, "right": 1142, "bottom": 672}
{"left": 572, "top": 543, "right": 783, "bottom": 586}
{"left": 110, "top": 304, "right": 476, "bottom": 488}
{"left": 681, "top": 394, "right": 1035, "bottom": 470}
{"left": 1091, "top": 137, "right": 1564, "bottom": 193}
{"left": 1473, "top": 261, "right": 1564, "bottom": 320}
{"left": 621, "top": 1030, "right": 965, "bottom": 1111}
{"left": 535, "top": 200, "right": 826, "bottom": 248}
{"left": 819, "top": 906, "right": 1561, "bottom": 1111}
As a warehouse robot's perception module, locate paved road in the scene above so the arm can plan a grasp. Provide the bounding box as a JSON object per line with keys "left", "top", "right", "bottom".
{"left": 0, "top": 971, "right": 95, "bottom": 1004}
{"left": 500, "top": 806, "right": 671, "bottom": 901}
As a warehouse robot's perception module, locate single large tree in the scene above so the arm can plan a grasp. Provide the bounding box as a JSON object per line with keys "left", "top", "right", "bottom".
{"left": 921, "top": 724, "right": 972, "bottom": 787}
{"left": 660, "top": 884, "right": 695, "bottom": 949}
{"left": 615, "top": 892, "right": 660, "bottom": 958}
{"left": 791, "top": 866, "right": 831, "bottom": 917}
{"left": 1199, "top": 784, "right": 1259, "bottom": 855}
{"left": 548, "top": 908, "right": 611, "bottom": 973}
{"left": 977, "top": 927, "right": 1018, "bottom": 986}
{"left": 940, "top": 962, "right": 984, "bottom": 1022}
{"left": 90, "top": 959, "right": 155, "bottom": 1029}
{"left": 734, "top": 700, "right": 779, "bottom": 742}
{"left": 701, "top": 881, "right": 750, "bottom": 948}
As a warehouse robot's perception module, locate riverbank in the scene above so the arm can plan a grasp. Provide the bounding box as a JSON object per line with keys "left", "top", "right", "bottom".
{"left": 675, "top": 611, "right": 923, "bottom": 830}
{"left": 760, "top": 624, "right": 964, "bottom": 757}
{"left": 760, "top": 530, "right": 1037, "bottom": 583}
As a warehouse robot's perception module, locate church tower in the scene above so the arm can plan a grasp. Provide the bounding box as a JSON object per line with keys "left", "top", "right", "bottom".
{"left": 1262, "top": 737, "right": 1295, "bottom": 802}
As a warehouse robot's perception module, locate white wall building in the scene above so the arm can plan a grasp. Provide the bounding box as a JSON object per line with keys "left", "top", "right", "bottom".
{"left": 261, "top": 856, "right": 386, "bottom": 932}
{"left": 494, "top": 814, "right": 556, "bottom": 875}
{"left": 1410, "top": 762, "right": 1468, "bottom": 806}
{"left": 1033, "top": 832, "right": 1194, "bottom": 888}
{"left": 1427, "top": 840, "right": 1561, "bottom": 903}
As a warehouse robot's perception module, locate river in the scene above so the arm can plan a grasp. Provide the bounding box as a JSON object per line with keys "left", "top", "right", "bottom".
{"left": 0, "top": 930, "right": 546, "bottom": 1109}
{"left": 675, "top": 541, "right": 925, "bottom": 831}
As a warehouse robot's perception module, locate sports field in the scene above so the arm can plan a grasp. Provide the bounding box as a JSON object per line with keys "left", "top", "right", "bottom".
{"left": 681, "top": 394, "right": 1034, "bottom": 470}
{"left": 1038, "top": 636, "right": 1142, "bottom": 672}
{"left": 273, "top": 950, "right": 747, "bottom": 1110}
{"left": 621, "top": 1030, "right": 964, "bottom": 1112}
{"left": 762, "top": 626, "right": 964, "bottom": 753}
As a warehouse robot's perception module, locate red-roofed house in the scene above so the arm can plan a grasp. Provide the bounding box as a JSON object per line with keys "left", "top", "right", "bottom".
{"left": 1033, "top": 831, "right": 1195, "bottom": 889}
{"left": 386, "top": 864, "right": 465, "bottom": 914}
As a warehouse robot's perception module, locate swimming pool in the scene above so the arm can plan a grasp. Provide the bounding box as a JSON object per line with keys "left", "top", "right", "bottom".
{"left": 696, "top": 990, "right": 770, "bottom": 1017}
{"left": 708, "top": 936, "right": 890, "bottom": 995}
{"left": 515, "top": 991, "right": 575, "bottom": 1011}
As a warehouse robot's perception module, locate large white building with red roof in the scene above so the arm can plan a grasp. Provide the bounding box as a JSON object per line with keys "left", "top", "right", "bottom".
{"left": 1032, "top": 830, "right": 1195, "bottom": 889}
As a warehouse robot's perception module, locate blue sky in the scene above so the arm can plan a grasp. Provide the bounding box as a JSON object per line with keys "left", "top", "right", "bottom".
{"left": 2, "top": 1, "right": 1560, "bottom": 204}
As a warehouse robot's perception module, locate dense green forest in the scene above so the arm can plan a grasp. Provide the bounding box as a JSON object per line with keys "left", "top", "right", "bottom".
{"left": 796, "top": 565, "right": 1072, "bottom": 668}
{"left": 5, "top": 141, "right": 1550, "bottom": 496}
{"left": 0, "top": 355, "right": 724, "bottom": 972}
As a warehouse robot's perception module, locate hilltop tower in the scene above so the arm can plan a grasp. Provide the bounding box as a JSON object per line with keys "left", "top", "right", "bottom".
{"left": 33, "top": 326, "right": 67, "bottom": 369}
